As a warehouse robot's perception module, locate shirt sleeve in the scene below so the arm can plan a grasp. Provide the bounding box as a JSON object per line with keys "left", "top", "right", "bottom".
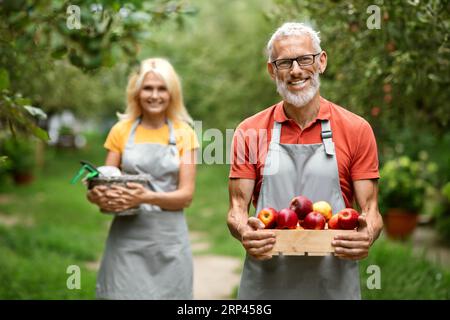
{"left": 104, "top": 122, "right": 125, "bottom": 153}
{"left": 229, "top": 124, "right": 258, "bottom": 179}
{"left": 350, "top": 120, "right": 380, "bottom": 180}
{"left": 177, "top": 122, "right": 200, "bottom": 156}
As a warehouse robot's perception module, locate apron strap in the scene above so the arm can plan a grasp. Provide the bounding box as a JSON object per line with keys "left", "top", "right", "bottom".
{"left": 167, "top": 119, "right": 177, "bottom": 145}
{"left": 321, "top": 119, "right": 335, "bottom": 156}
{"left": 271, "top": 121, "right": 282, "bottom": 145}
{"left": 125, "top": 117, "right": 142, "bottom": 148}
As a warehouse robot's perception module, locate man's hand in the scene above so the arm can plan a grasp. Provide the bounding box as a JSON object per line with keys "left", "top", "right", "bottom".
{"left": 241, "top": 217, "right": 276, "bottom": 261}
{"left": 332, "top": 215, "right": 374, "bottom": 260}
{"left": 227, "top": 178, "right": 277, "bottom": 260}
{"left": 332, "top": 179, "right": 384, "bottom": 260}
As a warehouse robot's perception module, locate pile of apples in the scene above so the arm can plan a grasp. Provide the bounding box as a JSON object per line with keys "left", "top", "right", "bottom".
{"left": 257, "top": 195, "right": 360, "bottom": 230}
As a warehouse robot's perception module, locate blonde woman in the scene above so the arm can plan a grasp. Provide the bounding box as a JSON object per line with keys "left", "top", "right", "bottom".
{"left": 87, "top": 58, "right": 198, "bottom": 299}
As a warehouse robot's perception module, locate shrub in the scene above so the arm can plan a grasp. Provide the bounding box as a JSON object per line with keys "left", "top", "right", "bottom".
{"left": 379, "top": 154, "right": 438, "bottom": 214}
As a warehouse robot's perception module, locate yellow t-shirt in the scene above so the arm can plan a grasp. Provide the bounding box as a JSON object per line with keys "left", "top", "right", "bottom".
{"left": 104, "top": 118, "right": 199, "bottom": 156}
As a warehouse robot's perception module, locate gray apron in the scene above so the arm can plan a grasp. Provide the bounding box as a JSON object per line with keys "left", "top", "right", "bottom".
{"left": 96, "top": 118, "right": 193, "bottom": 300}
{"left": 238, "top": 119, "right": 361, "bottom": 300}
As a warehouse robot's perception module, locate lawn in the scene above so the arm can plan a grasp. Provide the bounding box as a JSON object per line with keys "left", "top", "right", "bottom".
{"left": 0, "top": 133, "right": 448, "bottom": 299}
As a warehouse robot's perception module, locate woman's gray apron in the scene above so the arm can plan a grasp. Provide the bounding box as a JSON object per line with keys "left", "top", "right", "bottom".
{"left": 96, "top": 118, "right": 193, "bottom": 299}
{"left": 238, "top": 119, "right": 361, "bottom": 300}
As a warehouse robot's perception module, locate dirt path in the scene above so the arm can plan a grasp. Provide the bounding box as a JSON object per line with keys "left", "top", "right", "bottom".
{"left": 411, "top": 225, "right": 450, "bottom": 268}
{"left": 192, "top": 255, "right": 241, "bottom": 299}
{"left": 190, "top": 232, "right": 242, "bottom": 300}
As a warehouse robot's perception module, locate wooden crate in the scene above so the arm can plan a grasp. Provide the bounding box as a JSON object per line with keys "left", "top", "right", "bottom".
{"left": 268, "top": 229, "right": 356, "bottom": 256}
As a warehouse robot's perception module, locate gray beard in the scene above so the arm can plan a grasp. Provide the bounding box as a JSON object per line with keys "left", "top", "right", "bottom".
{"left": 276, "top": 72, "right": 320, "bottom": 108}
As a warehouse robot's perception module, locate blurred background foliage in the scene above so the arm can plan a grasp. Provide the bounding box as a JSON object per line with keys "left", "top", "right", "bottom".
{"left": 0, "top": 0, "right": 195, "bottom": 137}
{"left": 0, "top": 0, "right": 449, "bottom": 299}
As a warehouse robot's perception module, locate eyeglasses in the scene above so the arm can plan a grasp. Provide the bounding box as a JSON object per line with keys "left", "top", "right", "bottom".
{"left": 271, "top": 52, "right": 322, "bottom": 70}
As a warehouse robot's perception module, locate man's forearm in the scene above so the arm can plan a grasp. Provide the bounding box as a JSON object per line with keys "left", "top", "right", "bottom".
{"left": 365, "top": 208, "right": 384, "bottom": 243}
{"left": 353, "top": 179, "right": 383, "bottom": 244}
{"left": 227, "top": 207, "right": 249, "bottom": 241}
{"left": 227, "top": 178, "right": 256, "bottom": 241}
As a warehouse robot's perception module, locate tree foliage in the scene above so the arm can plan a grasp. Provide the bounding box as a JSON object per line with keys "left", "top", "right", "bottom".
{"left": 0, "top": 0, "right": 195, "bottom": 140}
{"left": 144, "top": 0, "right": 449, "bottom": 135}
{"left": 144, "top": 0, "right": 279, "bottom": 130}
{"left": 269, "top": 0, "right": 449, "bottom": 132}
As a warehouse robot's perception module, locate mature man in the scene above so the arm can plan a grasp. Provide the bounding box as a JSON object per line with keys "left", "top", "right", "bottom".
{"left": 227, "top": 22, "right": 383, "bottom": 299}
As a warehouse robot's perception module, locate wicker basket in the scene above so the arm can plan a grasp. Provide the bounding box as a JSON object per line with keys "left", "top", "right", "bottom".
{"left": 88, "top": 175, "right": 149, "bottom": 216}
{"left": 87, "top": 175, "right": 148, "bottom": 189}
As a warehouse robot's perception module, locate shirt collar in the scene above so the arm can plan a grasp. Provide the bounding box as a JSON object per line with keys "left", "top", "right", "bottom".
{"left": 274, "top": 96, "right": 331, "bottom": 123}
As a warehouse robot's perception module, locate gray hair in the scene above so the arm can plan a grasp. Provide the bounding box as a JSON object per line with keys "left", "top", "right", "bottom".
{"left": 266, "top": 22, "right": 322, "bottom": 61}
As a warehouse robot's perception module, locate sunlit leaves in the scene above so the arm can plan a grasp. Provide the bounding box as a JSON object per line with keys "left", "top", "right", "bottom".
{"left": 0, "top": 91, "right": 49, "bottom": 141}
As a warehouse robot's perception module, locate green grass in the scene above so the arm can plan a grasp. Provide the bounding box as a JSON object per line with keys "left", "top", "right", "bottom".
{"left": 360, "top": 238, "right": 450, "bottom": 299}
{"left": 186, "top": 163, "right": 246, "bottom": 258}
{"left": 0, "top": 133, "right": 108, "bottom": 299}
{"left": 0, "top": 133, "right": 449, "bottom": 299}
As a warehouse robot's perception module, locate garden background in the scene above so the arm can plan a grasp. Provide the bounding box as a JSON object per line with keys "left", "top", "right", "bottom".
{"left": 0, "top": 0, "right": 449, "bottom": 299}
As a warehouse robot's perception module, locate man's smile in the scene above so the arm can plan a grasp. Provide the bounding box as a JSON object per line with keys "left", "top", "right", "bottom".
{"left": 288, "top": 77, "right": 310, "bottom": 90}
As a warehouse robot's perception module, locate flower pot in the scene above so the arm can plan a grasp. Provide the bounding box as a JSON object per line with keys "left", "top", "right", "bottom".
{"left": 383, "top": 208, "right": 418, "bottom": 240}
{"left": 13, "top": 172, "right": 34, "bottom": 185}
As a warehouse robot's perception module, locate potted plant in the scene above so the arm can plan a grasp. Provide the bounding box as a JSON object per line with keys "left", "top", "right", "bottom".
{"left": 0, "top": 137, "right": 36, "bottom": 185}
{"left": 379, "top": 155, "right": 438, "bottom": 240}
{"left": 57, "top": 125, "right": 76, "bottom": 149}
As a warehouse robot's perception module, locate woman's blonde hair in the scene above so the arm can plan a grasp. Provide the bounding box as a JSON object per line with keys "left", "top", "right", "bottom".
{"left": 118, "top": 57, "right": 193, "bottom": 126}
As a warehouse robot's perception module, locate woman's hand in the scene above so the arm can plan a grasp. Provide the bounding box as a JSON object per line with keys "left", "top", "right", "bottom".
{"left": 107, "top": 182, "right": 151, "bottom": 212}
{"left": 87, "top": 185, "right": 123, "bottom": 212}
{"left": 86, "top": 186, "right": 108, "bottom": 206}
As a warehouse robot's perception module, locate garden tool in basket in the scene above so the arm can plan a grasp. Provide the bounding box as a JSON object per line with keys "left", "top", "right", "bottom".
{"left": 70, "top": 160, "right": 101, "bottom": 185}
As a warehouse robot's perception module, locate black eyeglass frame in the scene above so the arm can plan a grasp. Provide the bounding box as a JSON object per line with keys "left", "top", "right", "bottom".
{"left": 271, "top": 52, "right": 323, "bottom": 70}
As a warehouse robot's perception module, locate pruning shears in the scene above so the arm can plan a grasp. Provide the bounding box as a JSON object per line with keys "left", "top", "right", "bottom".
{"left": 70, "top": 160, "right": 100, "bottom": 184}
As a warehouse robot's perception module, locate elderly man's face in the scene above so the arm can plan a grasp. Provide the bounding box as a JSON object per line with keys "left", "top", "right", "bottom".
{"left": 269, "top": 35, "right": 326, "bottom": 107}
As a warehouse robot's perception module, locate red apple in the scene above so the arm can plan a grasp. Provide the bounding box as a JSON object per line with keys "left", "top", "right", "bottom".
{"left": 385, "top": 41, "right": 396, "bottom": 53}
{"left": 337, "top": 208, "right": 360, "bottom": 230}
{"left": 289, "top": 195, "right": 313, "bottom": 220}
{"left": 371, "top": 106, "right": 381, "bottom": 117}
{"left": 301, "top": 212, "right": 326, "bottom": 230}
{"left": 257, "top": 207, "right": 278, "bottom": 229}
{"left": 327, "top": 214, "right": 339, "bottom": 229}
{"left": 276, "top": 208, "right": 298, "bottom": 229}
{"left": 383, "top": 83, "right": 392, "bottom": 94}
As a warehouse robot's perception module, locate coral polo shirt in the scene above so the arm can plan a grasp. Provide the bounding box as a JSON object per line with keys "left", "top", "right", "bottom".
{"left": 229, "top": 96, "right": 380, "bottom": 208}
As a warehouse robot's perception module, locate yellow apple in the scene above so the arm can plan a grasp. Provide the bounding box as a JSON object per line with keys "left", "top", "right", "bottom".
{"left": 312, "top": 201, "right": 332, "bottom": 221}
